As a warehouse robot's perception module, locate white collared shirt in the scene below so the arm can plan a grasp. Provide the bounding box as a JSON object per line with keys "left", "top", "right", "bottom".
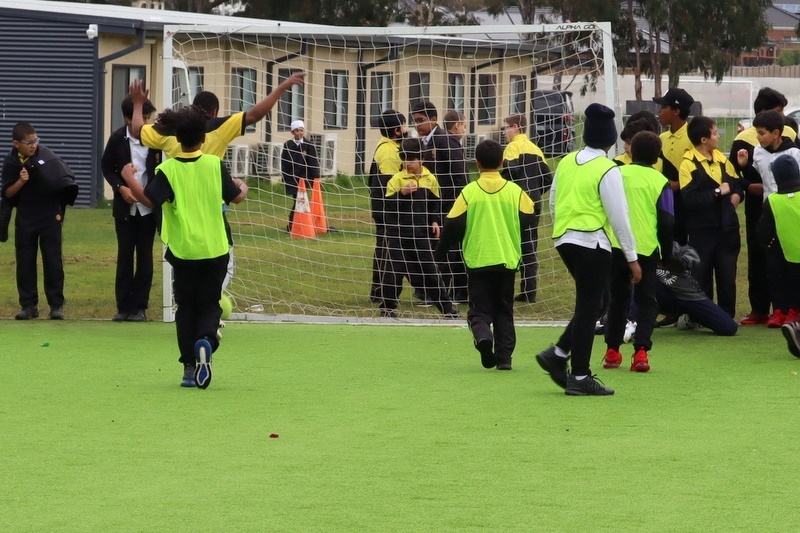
{"left": 127, "top": 127, "right": 153, "bottom": 216}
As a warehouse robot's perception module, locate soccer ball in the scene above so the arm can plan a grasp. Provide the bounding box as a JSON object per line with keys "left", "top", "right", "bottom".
{"left": 220, "top": 294, "right": 233, "bottom": 320}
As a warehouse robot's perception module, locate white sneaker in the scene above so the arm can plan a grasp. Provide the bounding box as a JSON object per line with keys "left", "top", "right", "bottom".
{"left": 676, "top": 313, "right": 698, "bottom": 330}
{"left": 623, "top": 320, "right": 637, "bottom": 343}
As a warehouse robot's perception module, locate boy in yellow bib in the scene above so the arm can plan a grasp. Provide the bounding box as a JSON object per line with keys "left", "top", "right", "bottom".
{"left": 122, "top": 107, "right": 248, "bottom": 389}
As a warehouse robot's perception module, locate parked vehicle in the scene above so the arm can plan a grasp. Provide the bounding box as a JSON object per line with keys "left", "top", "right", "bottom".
{"left": 532, "top": 89, "right": 575, "bottom": 157}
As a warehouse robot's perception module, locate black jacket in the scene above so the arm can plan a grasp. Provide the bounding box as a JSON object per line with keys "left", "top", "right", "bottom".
{"left": 1, "top": 144, "right": 78, "bottom": 211}
{"left": 680, "top": 153, "right": 743, "bottom": 232}
{"left": 101, "top": 126, "right": 161, "bottom": 221}
{"left": 281, "top": 139, "right": 320, "bottom": 193}
{"left": 422, "top": 126, "right": 468, "bottom": 212}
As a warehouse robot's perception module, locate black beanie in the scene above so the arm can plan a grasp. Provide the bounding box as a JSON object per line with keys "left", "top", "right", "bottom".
{"left": 771, "top": 154, "right": 800, "bottom": 194}
{"left": 583, "top": 103, "right": 617, "bottom": 148}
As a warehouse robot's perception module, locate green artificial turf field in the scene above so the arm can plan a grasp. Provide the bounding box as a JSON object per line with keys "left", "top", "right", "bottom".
{"left": 2, "top": 320, "right": 799, "bottom": 532}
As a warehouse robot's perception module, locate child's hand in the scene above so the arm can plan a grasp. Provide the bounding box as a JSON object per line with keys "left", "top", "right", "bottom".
{"left": 400, "top": 182, "right": 417, "bottom": 195}
{"left": 719, "top": 182, "right": 731, "bottom": 196}
{"left": 628, "top": 260, "right": 642, "bottom": 285}
{"left": 431, "top": 221, "right": 440, "bottom": 239}
{"left": 19, "top": 168, "right": 29, "bottom": 184}
{"left": 128, "top": 79, "right": 149, "bottom": 104}
{"left": 736, "top": 149, "right": 749, "bottom": 167}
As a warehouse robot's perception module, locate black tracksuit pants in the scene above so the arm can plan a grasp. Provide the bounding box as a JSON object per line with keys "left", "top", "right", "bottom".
{"left": 555, "top": 243, "right": 612, "bottom": 376}
{"left": 605, "top": 250, "right": 659, "bottom": 352}
{"left": 467, "top": 268, "right": 516, "bottom": 365}
{"left": 688, "top": 227, "right": 740, "bottom": 318}
{"left": 167, "top": 249, "right": 228, "bottom": 366}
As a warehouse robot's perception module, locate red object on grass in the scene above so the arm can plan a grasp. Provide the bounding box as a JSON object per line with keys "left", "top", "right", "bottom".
{"left": 269, "top": 433, "right": 280, "bottom": 438}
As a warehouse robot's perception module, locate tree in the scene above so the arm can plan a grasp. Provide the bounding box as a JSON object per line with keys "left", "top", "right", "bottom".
{"left": 240, "top": 0, "right": 397, "bottom": 26}
{"left": 639, "top": 0, "right": 769, "bottom": 92}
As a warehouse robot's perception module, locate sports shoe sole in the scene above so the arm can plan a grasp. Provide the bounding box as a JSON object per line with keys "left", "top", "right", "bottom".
{"left": 781, "top": 323, "right": 800, "bottom": 358}
{"left": 194, "top": 339, "right": 213, "bottom": 389}
{"left": 630, "top": 360, "right": 651, "bottom": 372}
{"left": 602, "top": 358, "right": 622, "bottom": 369}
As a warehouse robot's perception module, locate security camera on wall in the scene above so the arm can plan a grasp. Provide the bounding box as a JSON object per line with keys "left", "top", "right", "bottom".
{"left": 86, "top": 24, "right": 98, "bottom": 40}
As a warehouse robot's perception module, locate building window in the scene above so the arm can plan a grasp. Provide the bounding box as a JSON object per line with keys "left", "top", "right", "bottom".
{"left": 324, "top": 70, "right": 349, "bottom": 129}
{"left": 478, "top": 73, "right": 497, "bottom": 125}
{"left": 278, "top": 68, "right": 305, "bottom": 131}
{"left": 510, "top": 75, "right": 526, "bottom": 115}
{"left": 448, "top": 73, "right": 465, "bottom": 112}
{"left": 188, "top": 67, "right": 204, "bottom": 102}
{"left": 409, "top": 72, "right": 430, "bottom": 110}
{"left": 232, "top": 68, "right": 257, "bottom": 133}
{"left": 370, "top": 72, "right": 393, "bottom": 127}
{"left": 111, "top": 65, "right": 146, "bottom": 130}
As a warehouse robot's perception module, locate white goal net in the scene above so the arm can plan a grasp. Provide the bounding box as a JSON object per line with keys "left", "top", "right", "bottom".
{"left": 160, "top": 22, "right": 616, "bottom": 321}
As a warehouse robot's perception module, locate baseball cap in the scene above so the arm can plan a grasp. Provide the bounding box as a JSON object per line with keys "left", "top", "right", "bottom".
{"left": 652, "top": 88, "right": 694, "bottom": 109}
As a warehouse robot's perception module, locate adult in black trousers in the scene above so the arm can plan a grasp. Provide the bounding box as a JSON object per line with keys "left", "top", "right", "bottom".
{"left": 1, "top": 122, "right": 78, "bottom": 320}
{"left": 281, "top": 120, "right": 319, "bottom": 231}
{"left": 101, "top": 95, "right": 161, "bottom": 322}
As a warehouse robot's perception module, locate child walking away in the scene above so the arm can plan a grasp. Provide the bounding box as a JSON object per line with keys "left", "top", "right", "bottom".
{"left": 601, "top": 131, "right": 674, "bottom": 373}
{"left": 435, "top": 140, "right": 535, "bottom": 370}
{"left": 380, "top": 138, "right": 458, "bottom": 319}
{"left": 535, "top": 103, "right": 641, "bottom": 396}
{"left": 121, "top": 106, "right": 248, "bottom": 389}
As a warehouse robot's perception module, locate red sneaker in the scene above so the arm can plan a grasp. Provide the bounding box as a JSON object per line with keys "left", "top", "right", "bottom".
{"left": 740, "top": 312, "right": 769, "bottom": 325}
{"left": 785, "top": 309, "right": 800, "bottom": 325}
{"left": 768, "top": 310, "right": 786, "bottom": 328}
{"left": 630, "top": 348, "right": 650, "bottom": 372}
{"left": 602, "top": 348, "right": 623, "bottom": 369}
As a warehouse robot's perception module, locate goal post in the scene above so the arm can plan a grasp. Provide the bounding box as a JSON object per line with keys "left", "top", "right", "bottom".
{"left": 158, "top": 21, "right": 618, "bottom": 322}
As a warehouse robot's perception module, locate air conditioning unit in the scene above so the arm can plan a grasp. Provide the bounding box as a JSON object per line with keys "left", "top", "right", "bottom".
{"left": 308, "top": 133, "right": 338, "bottom": 177}
{"left": 488, "top": 130, "right": 506, "bottom": 147}
{"left": 463, "top": 133, "right": 488, "bottom": 161}
{"left": 224, "top": 144, "right": 250, "bottom": 178}
{"left": 252, "top": 142, "right": 284, "bottom": 179}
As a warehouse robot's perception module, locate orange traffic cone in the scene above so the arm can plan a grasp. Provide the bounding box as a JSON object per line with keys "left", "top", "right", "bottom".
{"left": 310, "top": 178, "right": 329, "bottom": 235}
{"left": 290, "top": 179, "right": 317, "bottom": 239}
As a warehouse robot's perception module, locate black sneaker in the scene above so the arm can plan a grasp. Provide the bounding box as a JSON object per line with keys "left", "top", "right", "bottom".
{"left": 112, "top": 311, "right": 128, "bottom": 322}
{"left": 535, "top": 345, "right": 568, "bottom": 389}
{"left": 48, "top": 308, "right": 64, "bottom": 320}
{"left": 181, "top": 364, "right": 197, "bottom": 388}
{"left": 782, "top": 321, "right": 800, "bottom": 358}
{"left": 15, "top": 307, "right": 39, "bottom": 320}
{"left": 565, "top": 374, "right": 615, "bottom": 396}
{"left": 496, "top": 361, "right": 512, "bottom": 371}
{"left": 476, "top": 338, "right": 496, "bottom": 369}
{"left": 514, "top": 293, "right": 536, "bottom": 303}
{"left": 127, "top": 309, "right": 147, "bottom": 322}
{"left": 655, "top": 314, "right": 679, "bottom": 328}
